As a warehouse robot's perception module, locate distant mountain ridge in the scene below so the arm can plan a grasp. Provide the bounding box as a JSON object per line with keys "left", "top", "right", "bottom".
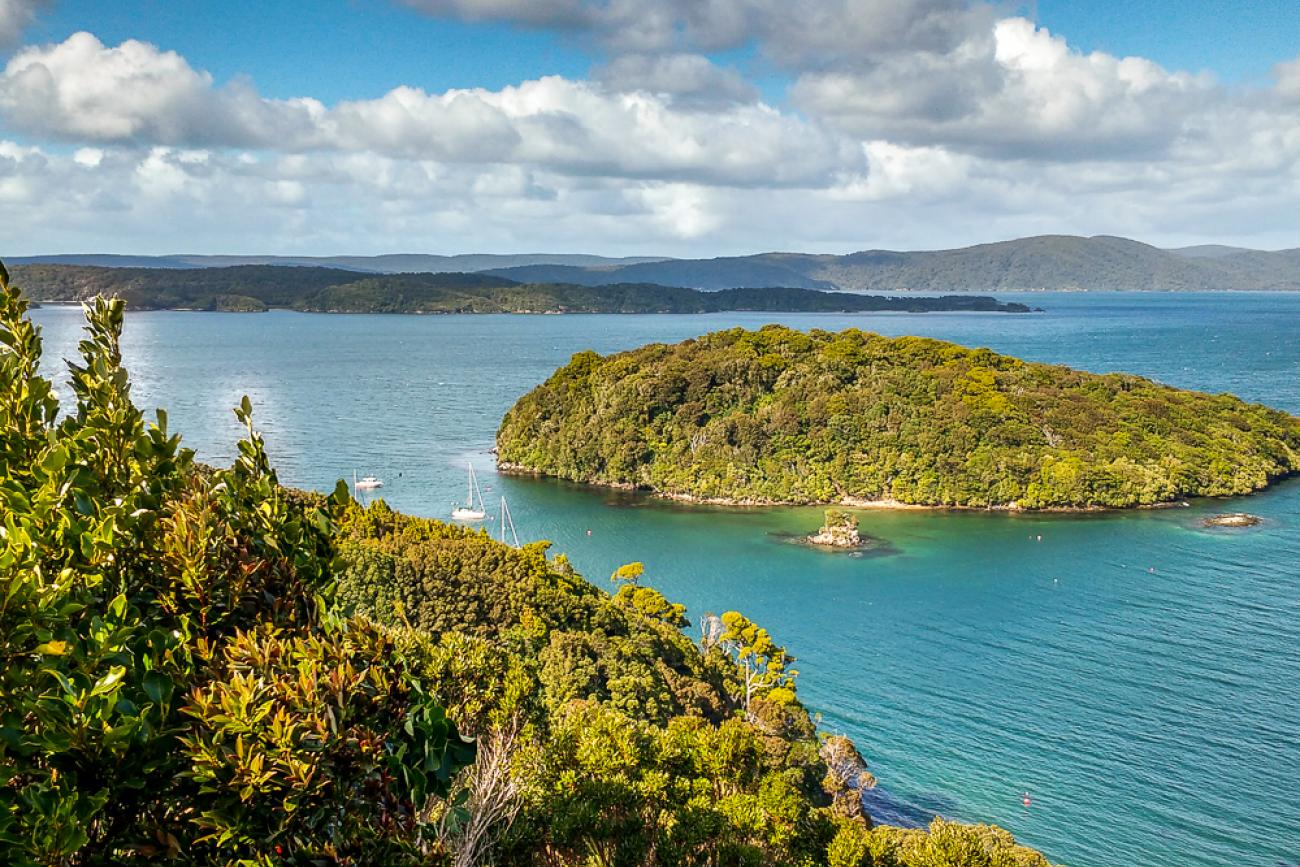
{"left": 487, "top": 236, "right": 1300, "bottom": 292}
{"left": 5, "top": 253, "right": 669, "bottom": 273}
{"left": 11, "top": 235, "right": 1300, "bottom": 291}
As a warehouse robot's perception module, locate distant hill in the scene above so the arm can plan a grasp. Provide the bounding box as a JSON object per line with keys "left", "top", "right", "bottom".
{"left": 489, "top": 236, "right": 1300, "bottom": 292}
{"left": 1166, "top": 244, "right": 1257, "bottom": 259}
{"left": 12, "top": 235, "right": 1300, "bottom": 290}
{"left": 9, "top": 264, "right": 1031, "bottom": 314}
{"left": 486, "top": 256, "right": 837, "bottom": 290}
{"left": 6, "top": 253, "right": 669, "bottom": 273}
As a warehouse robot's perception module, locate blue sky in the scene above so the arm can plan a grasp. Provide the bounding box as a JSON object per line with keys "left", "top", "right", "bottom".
{"left": 27, "top": 1, "right": 593, "bottom": 100}
{"left": 26, "top": 0, "right": 1300, "bottom": 100}
{"left": 1034, "top": 0, "right": 1299, "bottom": 83}
{"left": 2, "top": 0, "right": 1299, "bottom": 255}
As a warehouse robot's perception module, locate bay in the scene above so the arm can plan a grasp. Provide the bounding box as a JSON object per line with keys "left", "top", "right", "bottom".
{"left": 30, "top": 292, "right": 1300, "bottom": 866}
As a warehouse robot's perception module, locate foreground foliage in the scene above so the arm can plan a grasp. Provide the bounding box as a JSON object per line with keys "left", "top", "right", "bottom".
{"left": 497, "top": 324, "right": 1300, "bottom": 508}
{"left": 335, "top": 503, "right": 1054, "bottom": 866}
{"left": 0, "top": 262, "right": 473, "bottom": 865}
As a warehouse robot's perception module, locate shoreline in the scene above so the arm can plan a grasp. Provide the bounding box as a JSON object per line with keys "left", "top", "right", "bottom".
{"left": 494, "top": 462, "right": 1206, "bottom": 513}
{"left": 29, "top": 301, "right": 1036, "bottom": 316}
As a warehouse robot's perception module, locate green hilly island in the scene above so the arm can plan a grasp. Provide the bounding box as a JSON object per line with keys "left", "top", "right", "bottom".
{"left": 497, "top": 325, "right": 1300, "bottom": 509}
{"left": 10, "top": 264, "right": 1030, "bottom": 314}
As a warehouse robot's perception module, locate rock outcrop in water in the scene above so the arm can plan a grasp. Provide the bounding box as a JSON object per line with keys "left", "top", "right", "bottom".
{"left": 808, "top": 509, "right": 862, "bottom": 548}
{"left": 1202, "top": 512, "right": 1262, "bottom": 527}
{"left": 497, "top": 325, "right": 1300, "bottom": 509}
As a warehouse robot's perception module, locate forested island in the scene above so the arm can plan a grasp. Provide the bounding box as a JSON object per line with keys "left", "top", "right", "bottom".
{"left": 497, "top": 325, "right": 1300, "bottom": 509}
{"left": 0, "top": 264, "right": 1055, "bottom": 863}
{"left": 11, "top": 263, "right": 1032, "bottom": 314}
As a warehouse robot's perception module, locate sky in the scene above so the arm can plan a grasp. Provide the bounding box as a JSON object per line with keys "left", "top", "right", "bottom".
{"left": 1, "top": 0, "right": 1299, "bottom": 256}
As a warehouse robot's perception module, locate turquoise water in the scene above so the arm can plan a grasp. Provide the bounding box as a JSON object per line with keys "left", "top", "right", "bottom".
{"left": 30, "top": 294, "right": 1300, "bottom": 866}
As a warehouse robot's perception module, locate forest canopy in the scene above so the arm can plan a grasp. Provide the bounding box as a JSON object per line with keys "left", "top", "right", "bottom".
{"left": 11, "top": 263, "right": 1031, "bottom": 315}
{"left": 497, "top": 325, "right": 1300, "bottom": 509}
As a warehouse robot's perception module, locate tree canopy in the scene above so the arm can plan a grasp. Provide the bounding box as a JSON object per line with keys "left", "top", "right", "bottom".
{"left": 12, "top": 264, "right": 1031, "bottom": 315}
{"left": 0, "top": 262, "right": 473, "bottom": 865}
{"left": 497, "top": 324, "right": 1300, "bottom": 508}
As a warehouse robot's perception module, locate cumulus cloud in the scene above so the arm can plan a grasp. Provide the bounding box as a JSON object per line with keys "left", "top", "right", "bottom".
{"left": 399, "top": 0, "right": 987, "bottom": 66}
{"left": 594, "top": 53, "right": 758, "bottom": 107}
{"left": 0, "top": 0, "right": 46, "bottom": 49}
{"left": 0, "top": 32, "right": 323, "bottom": 145}
{"left": 792, "top": 18, "right": 1213, "bottom": 160}
{"left": 0, "top": 33, "right": 854, "bottom": 186}
{"left": 7, "top": 134, "right": 1300, "bottom": 256}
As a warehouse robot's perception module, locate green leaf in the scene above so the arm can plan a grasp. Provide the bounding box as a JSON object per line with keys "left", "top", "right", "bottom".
{"left": 143, "top": 670, "right": 172, "bottom": 705}
{"left": 90, "top": 666, "right": 127, "bottom": 697}
{"left": 40, "top": 445, "right": 69, "bottom": 473}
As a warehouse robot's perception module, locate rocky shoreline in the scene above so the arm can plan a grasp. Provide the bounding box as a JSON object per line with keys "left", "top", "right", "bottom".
{"left": 495, "top": 462, "right": 1206, "bottom": 513}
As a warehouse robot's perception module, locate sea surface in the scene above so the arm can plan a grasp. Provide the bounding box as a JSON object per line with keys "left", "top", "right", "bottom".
{"left": 29, "top": 293, "right": 1300, "bottom": 867}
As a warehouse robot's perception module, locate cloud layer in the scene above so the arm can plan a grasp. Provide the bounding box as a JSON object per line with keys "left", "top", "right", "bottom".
{"left": 1, "top": 2, "right": 1299, "bottom": 254}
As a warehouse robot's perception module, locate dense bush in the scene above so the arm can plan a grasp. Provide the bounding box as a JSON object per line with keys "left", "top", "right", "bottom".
{"left": 0, "top": 262, "right": 473, "bottom": 865}
{"left": 497, "top": 324, "right": 1300, "bottom": 508}
{"left": 334, "top": 505, "right": 1055, "bottom": 866}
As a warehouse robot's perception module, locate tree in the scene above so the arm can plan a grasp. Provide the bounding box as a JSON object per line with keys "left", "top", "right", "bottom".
{"left": 719, "top": 611, "right": 798, "bottom": 710}
{"left": 610, "top": 561, "right": 646, "bottom": 586}
{"left": 0, "top": 262, "right": 474, "bottom": 865}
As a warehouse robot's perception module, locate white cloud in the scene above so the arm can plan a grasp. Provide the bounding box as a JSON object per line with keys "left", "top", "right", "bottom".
{"left": 0, "top": 32, "right": 323, "bottom": 145}
{"left": 792, "top": 18, "right": 1213, "bottom": 160}
{"left": 594, "top": 53, "right": 758, "bottom": 107}
{"left": 398, "top": 0, "right": 986, "bottom": 66}
{"left": 0, "top": 0, "right": 46, "bottom": 49}
{"left": 0, "top": 34, "right": 853, "bottom": 187}
{"left": 1277, "top": 57, "right": 1300, "bottom": 101}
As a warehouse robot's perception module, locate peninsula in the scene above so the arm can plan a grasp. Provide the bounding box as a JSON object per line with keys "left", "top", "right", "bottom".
{"left": 11, "top": 264, "right": 1032, "bottom": 315}
{"left": 497, "top": 325, "right": 1300, "bottom": 509}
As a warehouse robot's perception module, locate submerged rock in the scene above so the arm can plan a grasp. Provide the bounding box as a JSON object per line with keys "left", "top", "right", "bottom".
{"left": 1202, "top": 512, "right": 1262, "bottom": 527}
{"left": 808, "top": 509, "right": 862, "bottom": 548}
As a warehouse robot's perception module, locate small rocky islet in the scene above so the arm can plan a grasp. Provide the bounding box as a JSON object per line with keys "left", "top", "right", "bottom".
{"left": 806, "top": 509, "right": 865, "bottom": 549}
{"left": 1202, "top": 512, "right": 1263, "bottom": 527}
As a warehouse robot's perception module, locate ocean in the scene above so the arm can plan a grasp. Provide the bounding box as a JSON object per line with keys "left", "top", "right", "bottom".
{"left": 30, "top": 291, "right": 1300, "bottom": 866}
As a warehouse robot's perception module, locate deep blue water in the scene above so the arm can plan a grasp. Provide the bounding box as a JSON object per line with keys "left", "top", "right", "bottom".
{"left": 30, "top": 293, "right": 1300, "bottom": 866}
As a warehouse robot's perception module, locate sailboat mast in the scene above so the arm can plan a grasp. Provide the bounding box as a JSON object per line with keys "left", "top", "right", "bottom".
{"left": 470, "top": 463, "right": 486, "bottom": 510}
{"left": 500, "top": 497, "right": 520, "bottom": 548}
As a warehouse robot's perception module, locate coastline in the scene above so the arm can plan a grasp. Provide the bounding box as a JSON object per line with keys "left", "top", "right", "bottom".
{"left": 494, "top": 462, "right": 1205, "bottom": 513}
{"left": 29, "top": 301, "right": 1035, "bottom": 316}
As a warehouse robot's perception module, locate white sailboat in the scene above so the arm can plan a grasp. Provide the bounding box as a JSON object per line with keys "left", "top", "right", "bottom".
{"left": 354, "top": 469, "right": 384, "bottom": 494}
{"left": 451, "top": 462, "right": 487, "bottom": 520}
{"left": 499, "top": 496, "right": 520, "bottom": 548}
